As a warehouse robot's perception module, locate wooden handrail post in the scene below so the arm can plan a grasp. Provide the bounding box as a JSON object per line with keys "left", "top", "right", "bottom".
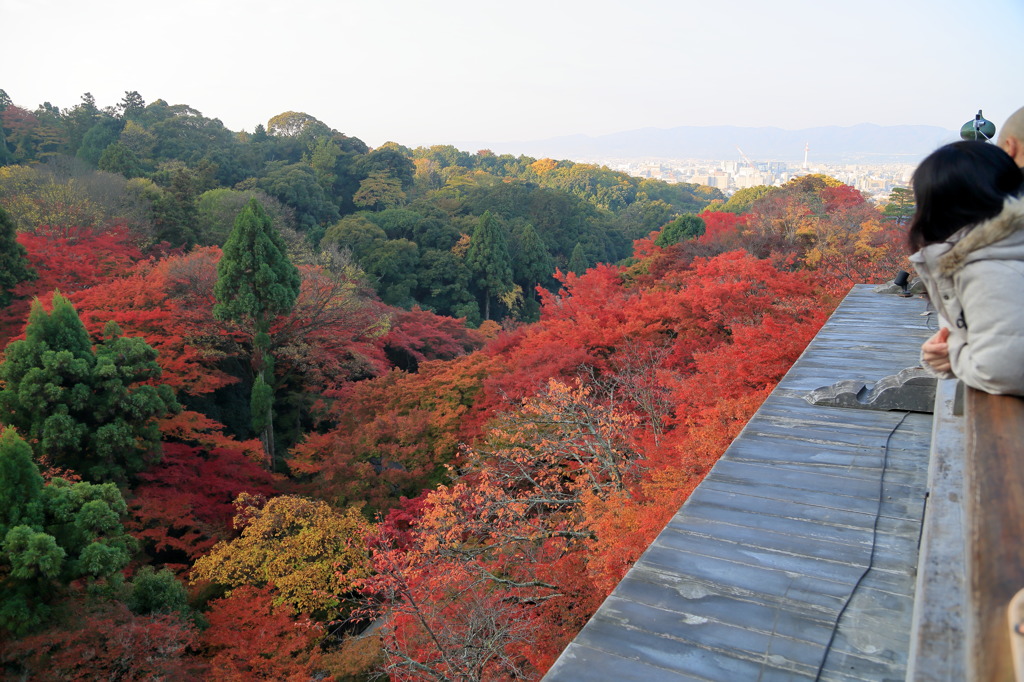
{"left": 965, "top": 387, "right": 1024, "bottom": 681}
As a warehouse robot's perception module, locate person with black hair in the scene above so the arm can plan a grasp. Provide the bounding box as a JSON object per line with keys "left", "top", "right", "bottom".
{"left": 909, "top": 140, "right": 1024, "bottom": 395}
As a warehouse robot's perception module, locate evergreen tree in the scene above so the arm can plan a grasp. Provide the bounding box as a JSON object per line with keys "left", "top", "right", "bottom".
{"left": 0, "top": 89, "right": 11, "bottom": 166}
{"left": 127, "top": 566, "right": 193, "bottom": 620}
{"left": 0, "top": 204, "right": 35, "bottom": 307}
{"left": 465, "top": 211, "right": 513, "bottom": 320}
{"left": 0, "top": 428, "right": 44, "bottom": 541}
{"left": 654, "top": 214, "right": 706, "bottom": 247}
{"left": 513, "top": 222, "right": 553, "bottom": 322}
{"left": 0, "top": 428, "right": 135, "bottom": 635}
{"left": 214, "top": 198, "right": 300, "bottom": 470}
{"left": 567, "top": 242, "right": 589, "bottom": 275}
{"left": 513, "top": 222, "right": 554, "bottom": 289}
{"left": 65, "top": 92, "right": 101, "bottom": 155}
{"left": 151, "top": 166, "right": 200, "bottom": 247}
{"left": 118, "top": 90, "right": 146, "bottom": 120}
{"left": 97, "top": 141, "right": 143, "bottom": 178}
{"left": 0, "top": 294, "right": 178, "bottom": 482}
{"left": 883, "top": 187, "right": 915, "bottom": 227}
{"left": 75, "top": 117, "right": 123, "bottom": 167}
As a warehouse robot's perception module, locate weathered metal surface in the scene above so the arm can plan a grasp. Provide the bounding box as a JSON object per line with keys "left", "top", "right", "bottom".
{"left": 543, "top": 285, "right": 934, "bottom": 681}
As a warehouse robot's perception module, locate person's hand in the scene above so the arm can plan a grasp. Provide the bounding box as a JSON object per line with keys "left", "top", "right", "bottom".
{"left": 922, "top": 327, "right": 951, "bottom": 373}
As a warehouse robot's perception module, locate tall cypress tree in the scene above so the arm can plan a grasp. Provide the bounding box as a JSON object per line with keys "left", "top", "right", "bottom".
{"left": 214, "top": 198, "right": 300, "bottom": 470}
{"left": 513, "top": 222, "right": 553, "bottom": 322}
{"left": 466, "top": 211, "right": 513, "bottom": 320}
{"left": 513, "top": 223, "right": 553, "bottom": 287}
{"left": 567, "top": 242, "right": 589, "bottom": 276}
{"left": 0, "top": 205, "right": 35, "bottom": 308}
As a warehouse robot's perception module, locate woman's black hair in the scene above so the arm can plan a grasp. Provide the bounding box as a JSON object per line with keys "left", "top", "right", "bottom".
{"left": 907, "top": 140, "right": 1024, "bottom": 252}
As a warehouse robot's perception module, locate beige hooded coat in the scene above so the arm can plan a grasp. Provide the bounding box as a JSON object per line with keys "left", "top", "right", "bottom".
{"left": 909, "top": 195, "right": 1024, "bottom": 395}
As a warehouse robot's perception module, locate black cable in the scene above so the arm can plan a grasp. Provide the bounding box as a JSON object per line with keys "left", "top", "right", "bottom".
{"left": 812, "top": 410, "right": 911, "bottom": 682}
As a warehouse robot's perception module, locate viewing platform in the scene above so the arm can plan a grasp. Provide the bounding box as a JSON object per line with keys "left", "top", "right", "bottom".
{"left": 545, "top": 285, "right": 959, "bottom": 681}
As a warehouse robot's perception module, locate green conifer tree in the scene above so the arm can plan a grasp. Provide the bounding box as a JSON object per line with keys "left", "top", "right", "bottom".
{"left": 0, "top": 90, "right": 12, "bottom": 166}
{"left": 0, "top": 294, "right": 177, "bottom": 482}
{"left": 513, "top": 222, "right": 554, "bottom": 289}
{"left": 0, "top": 205, "right": 36, "bottom": 308}
{"left": 567, "top": 242, "right": 590, "bottom": 276}
{"left": 466, "top": 211, "right": 513, "bottom": 320}
{"left": 0, "top": 428, "right": 44, "bottom": 541}
{"left": 0, "top": 428, "right": 135, "bottom": 635}
{"left": 882, "top": 187, "right": 915, "bottom": 227}
{"left": 151, "top": 167, "right": 200, "bottom": 247}
{"left": 513, "top": 222, "right": 553, "bottom": 322}
{"left": 654, "top": 214, "right": 705, "bottom": 247}
{"left": 97, "top": 141, "right": 143, "bottom": 178}
{"left": 213, "top": 198, "right": 300, "bottom": 470}
{"left": 128, "top": 566, "right": 193, "bottom": 620}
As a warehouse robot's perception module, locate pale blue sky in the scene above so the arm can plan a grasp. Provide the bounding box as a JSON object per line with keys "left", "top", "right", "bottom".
{"left": 3, "top": 0, "right": 1022, "bottom": 149}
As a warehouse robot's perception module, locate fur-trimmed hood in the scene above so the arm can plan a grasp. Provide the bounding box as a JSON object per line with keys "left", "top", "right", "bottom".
{"left": 938, "top": 194, "right": 1024, "bottom": 276}
{"left": 908, "top": 194, "right": 1024, "bottom": 395}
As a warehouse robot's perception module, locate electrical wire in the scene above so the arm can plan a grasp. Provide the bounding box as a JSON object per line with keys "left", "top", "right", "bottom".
{"left": 812, "top": 410, "right": 911, "bottom": 682}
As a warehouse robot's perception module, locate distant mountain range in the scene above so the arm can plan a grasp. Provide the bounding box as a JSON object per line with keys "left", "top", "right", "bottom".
{"left": 453, "top": 124, "right": 960, "bottom": 164}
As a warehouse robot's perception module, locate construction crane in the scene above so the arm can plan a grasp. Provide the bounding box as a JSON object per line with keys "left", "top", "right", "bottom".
{"left": 736, "top": 146, "right": 758, "bottom": 172}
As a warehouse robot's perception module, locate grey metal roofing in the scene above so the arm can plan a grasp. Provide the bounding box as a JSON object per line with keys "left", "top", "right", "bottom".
{"left": 543, "top": 285, "right": 935, "bottom": 682}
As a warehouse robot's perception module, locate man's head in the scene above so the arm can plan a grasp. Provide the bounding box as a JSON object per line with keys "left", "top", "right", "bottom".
{"left": 998, "top": 107, "right": 1024, "bottom": 167}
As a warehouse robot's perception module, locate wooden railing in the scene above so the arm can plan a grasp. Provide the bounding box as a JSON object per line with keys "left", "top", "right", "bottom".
{"left": 908, "top": 380, "right": 967, "bottom": 681}
{"left": 964, "top": 388, "right": 1024, "bottom": 681}
{"left": 909, "top": 383, "right": 1024, "bottom": 681}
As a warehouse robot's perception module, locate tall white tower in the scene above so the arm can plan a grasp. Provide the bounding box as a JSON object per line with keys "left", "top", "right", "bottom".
{"left": 803, "top": 142, "right": 809, "bottom": 170}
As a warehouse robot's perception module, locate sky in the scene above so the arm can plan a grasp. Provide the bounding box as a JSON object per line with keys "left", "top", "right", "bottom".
{"left": 3, "top": 0, "right": 1023, "bottom": 150}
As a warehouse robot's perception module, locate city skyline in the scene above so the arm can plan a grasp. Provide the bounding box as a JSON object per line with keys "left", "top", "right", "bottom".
{"left": 4, "top": 0, "right": 1023, "bottom": 149}
{"left": 580, "top": 155, "right": 913, "bottom": 200}
{"left": 456, "top": 122, "right": 960, "bottom": 165}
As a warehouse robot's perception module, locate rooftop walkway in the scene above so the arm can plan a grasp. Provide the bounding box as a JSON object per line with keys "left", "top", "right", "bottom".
{"left": 544, "top": 285, "right": 936, "bottom": 681}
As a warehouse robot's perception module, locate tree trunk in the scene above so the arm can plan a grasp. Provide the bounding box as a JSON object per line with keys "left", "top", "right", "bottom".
{"left": 252, "top": 327, "right": 276, "bottom": 472}
{"left": 262, "top": 422, "right": 275, "bottom": 471}
{"left": 260, "top": 365, "right": 276, "bottom": 472}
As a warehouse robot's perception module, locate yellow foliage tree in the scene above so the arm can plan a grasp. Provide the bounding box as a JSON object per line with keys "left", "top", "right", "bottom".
{"left": 530, "top": 158, "right": 558, "bottom": 175}
{"left": 191, "top": 493, "right": 374, "bottom": 620}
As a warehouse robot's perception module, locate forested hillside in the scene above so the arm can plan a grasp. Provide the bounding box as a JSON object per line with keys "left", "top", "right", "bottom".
{"left": 0, "top": 90, "right": 909, "bottom": 680}
{"left": 0, "top": 90, "right": 722, "bottom": 324}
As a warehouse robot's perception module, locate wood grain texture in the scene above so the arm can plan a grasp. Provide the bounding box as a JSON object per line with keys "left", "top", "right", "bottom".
{"left": 965, "top": 388, "right": 1024, "bottom": 682}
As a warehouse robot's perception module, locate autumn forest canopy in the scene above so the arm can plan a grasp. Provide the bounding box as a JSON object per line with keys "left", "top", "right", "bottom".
{"left": 0, "top": 89, "right": 912, "bottom": 680}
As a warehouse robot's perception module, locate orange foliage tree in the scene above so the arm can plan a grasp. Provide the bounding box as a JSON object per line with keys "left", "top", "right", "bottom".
{"left": 199, "top": 585, "right": 325, "bottom": 681}
{"left": 290, "top": 352, "right": 496, "bottom": 512}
